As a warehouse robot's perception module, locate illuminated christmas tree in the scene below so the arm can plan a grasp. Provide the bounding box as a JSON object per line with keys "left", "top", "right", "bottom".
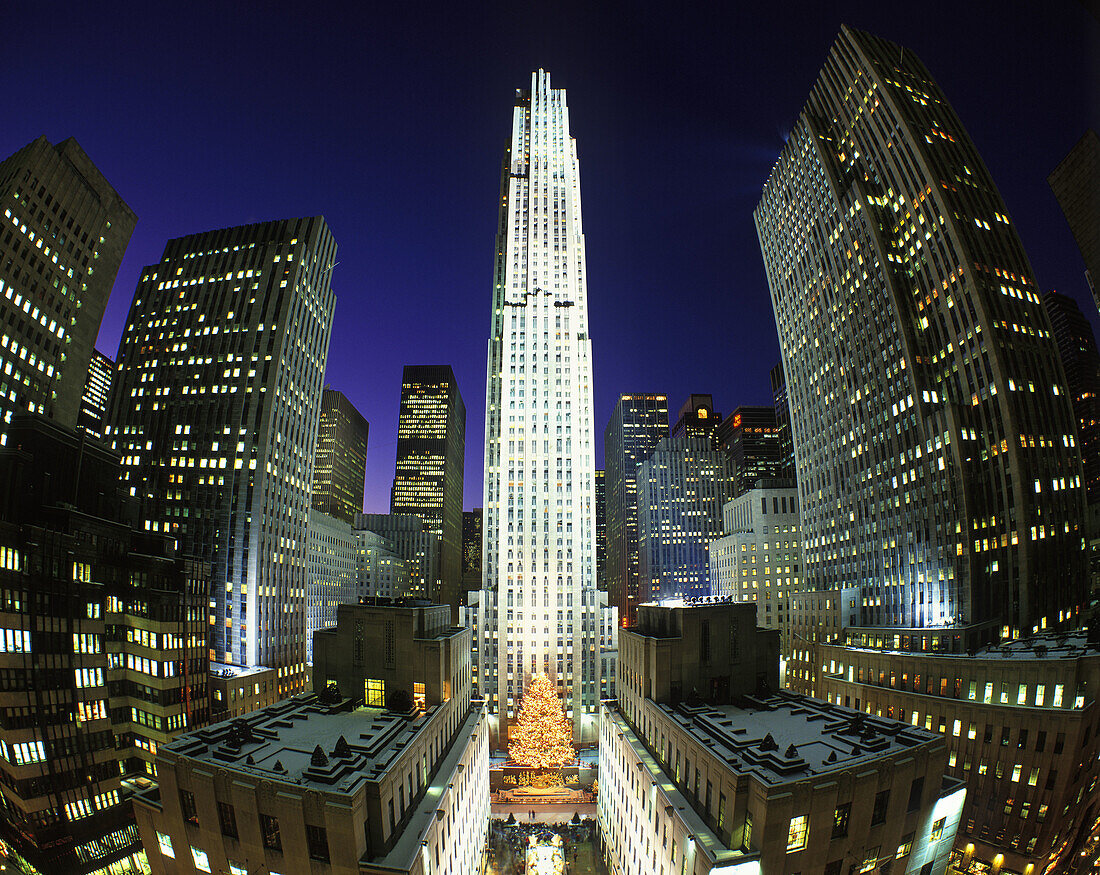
{"left": 508, "top": 673, "right": 575, "bottom": 768}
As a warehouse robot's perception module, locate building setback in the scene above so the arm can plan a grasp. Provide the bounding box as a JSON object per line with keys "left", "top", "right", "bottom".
{"left": 637, "top": 436, "right": 732, "bottom": 602}
{"left": 603, "top": 394, "right": 669, "bottom": 626}
{"left": 477, "top": 70, "right": 602, "bottom": 744}
{"left": 755, "top": 25, "right": 1087, "bottom": 648}
{"left": 107, "top": 216, "right": 336, "bottom": 709}
{"left": 0, "top": 416, "right": 208, "bottom": 875}
{"left": 0, "top": 136, "right": 136, "bottom": 443}
{"left": 311, "top": 387, "right": 369, "bottom": 524}
{"left": 600, "top": 604, "right": 963, "bottom": 875}
{"left": 135, "top": 602, "right": 488, "bottom": 875}
{"left": 391, "top": 365, "right": 466, "bottom": 619}
{"left": 79, "top": 349, "right": 114, "bottom": 440}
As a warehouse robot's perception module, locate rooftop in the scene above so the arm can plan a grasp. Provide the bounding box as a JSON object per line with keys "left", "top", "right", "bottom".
{"left": 835, "top": 630, "right": 1100, "bottom": 662}
{"left": 655, "top": 692, "right": 938, "bottom": 785}
{"left": 163, "top": 692, "right": 446, "bottom": 794}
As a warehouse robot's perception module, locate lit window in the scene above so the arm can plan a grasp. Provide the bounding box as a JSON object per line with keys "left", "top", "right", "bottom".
{"left": 191, "top": 846, "right": 211, "bottom": 872}
{"left": 786, "top": 815, "right": 808, "bottom": 852}
{"left": 929, "top": 817, "right": 946, "bottom": 842}
{"left": 365, "top": 678, "right": 384, "bottom": 707}
{"left": 156, "top": 832, "right": 174, "bottom": 858}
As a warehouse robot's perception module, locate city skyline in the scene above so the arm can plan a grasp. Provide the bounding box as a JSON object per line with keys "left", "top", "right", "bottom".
{"left": 5, "top": 4, "right": 1096, "bottom": 513}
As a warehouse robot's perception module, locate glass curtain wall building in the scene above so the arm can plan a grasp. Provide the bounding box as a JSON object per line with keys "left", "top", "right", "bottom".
{"left": 478, "top": 70, "right": 600, "bottom": 745}
{"left": 755, "top": 26, "right": 1087, "bottom": 650}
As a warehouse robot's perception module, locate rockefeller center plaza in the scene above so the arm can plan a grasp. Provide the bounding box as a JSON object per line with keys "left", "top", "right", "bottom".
{"left": 1, "top": 4, "right": 1099, "bottom": 875}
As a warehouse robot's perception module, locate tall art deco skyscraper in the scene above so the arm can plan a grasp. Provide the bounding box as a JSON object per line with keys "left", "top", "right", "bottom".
{"left": 108, "top": 217, "right": 335, "bottom": 704}
{"left": 755, "top": 26, "right": 1086, "bottom": 648}
{"left": 479, "top": 70, "right": 601, "bottom": 744}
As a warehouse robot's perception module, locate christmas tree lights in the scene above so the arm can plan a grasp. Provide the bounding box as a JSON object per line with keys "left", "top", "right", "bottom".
{"left": 508, "top": 673, "right": 575, "bottom": 768}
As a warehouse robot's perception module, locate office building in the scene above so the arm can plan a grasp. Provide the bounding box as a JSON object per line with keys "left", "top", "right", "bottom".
{"left": 356, "top": 529, "right": 412, "bottom": 600}
{"left": 708, "top": 481, "right": 801, "bottom": 649}
{"left": 0, "top": 416, "right": 207, "bottom": 875}
{"left": 0, "top": 136, "right": 136, "bottom": 444}
{"left": 1048, "top": 130, "right": 1100, "bottom": 307}
{"left": 391, "top": 365, "right": 466, "bottom": 619}
{"left": 785, "top": 587, "right": 860, "bottom": 693}
{"left": 600, "top": 603, "right": 964, "bottom": 875}
{"left": 770, "top": 363, "right": 796, "bottom": 481}
{"left": 637, "top": 437, "right": 732, "bottom": 602}
{"left": 311, "top": 387, "right": 369, "bottom": 524}
{"left": 107, "top": 216, "right": 336, "bottom": 709}
{"left": 462, "top": 508, "right": 482, "bottom": 603}
{"left": 478, "top": 69, "right": 602, "bottom": 745}
{"left": 305, "top": 508, "right": 358, "bottom": 664}
{"left": 715, "top": 405, "right": 789, "bottom": 496}
{"left": 79, "top": 349, "right": 114, "bottom": 440}
{"left": 604, "top": 394, "right": 670, "bottom": 625}
{"left": 135, "top": 602, "right": 488, "bottom": 875}
{"left": 755, "top": 25, "right": 1087, "bottom": 648}
{"left": 357, "top": 513, "right": 438, "bottom": 599}
{"left": 800, "top": 632, "right": 1100, "bottom": 874}
{"left": 670, "top": 393, "right": 721, "bottom": 443}
{"left": 1043, "top": 290, "right": 1100, "bottom": 505}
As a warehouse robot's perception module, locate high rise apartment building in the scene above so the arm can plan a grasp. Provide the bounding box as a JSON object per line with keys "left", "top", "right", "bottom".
{"left": 755, "top": 25, "right": 1087, "bottom": 649}
{"left": 391, "top": 365, "right": 466, "bottom": 617}
{"left": 79, "top": 349, "right": 114, "bottom": 440}
{"left": 478, "top": 70, "right": 601, "bottom": 744}
{"left": 107, "top": 216, "right": 336, "bottom": 706}
{"left": 1048, "top": 130, "right": 1100, "bottom": 307}
{"left": 715, "top": 405, "right": 789, "bottom": 496}
{"left": 637, "top": 436, "right": 732, "bottom": 602}
{"left": 603, "top": 394, "right": 669, "bottom": 625}
{"left": 0, "top": 136, "right": 136, "bottom": 445}
{"left": 311, "top": 387, "right": 368, "bottom": 524}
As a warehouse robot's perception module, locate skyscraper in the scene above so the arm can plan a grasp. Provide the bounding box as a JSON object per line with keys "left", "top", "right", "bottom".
{"left": 479, "top": 70, "right": 600, "bottom": 744}
{"left": 391, "top": 364, "right": 465, "bottom": 617}
{"left": 594, "top": 468, "right": 606, "bottom": 590}
{"left": 755, "top": 25, "right": 1086, "bottom": 648}
{"left": 715, "top": 404, "right": 788, "bottom": 495}
{"left": 79, "top": 348, "right": 114, "bottom": 440}
{"left": 107, "top": 216, "right": 336, "bottom": 706}
{"left": 311, "top": 387, "right": 369, "bottom": 524}
{"left": 603, "top": 394, "right": 669, "bottom": 625}
{"left": 1048, "top": 130, "right": 1100, "bottom": 309}
{"left": 0, "top": 136, "right": 136, "bottom": 444}
{"left": 462, "top": 508, "right": 483, "bottom": 602}
{"left": 669, "top": 393, "right": 721, "bottom": 442}
{"left": 770, "top": 362, "right": 796, "bottom": 482}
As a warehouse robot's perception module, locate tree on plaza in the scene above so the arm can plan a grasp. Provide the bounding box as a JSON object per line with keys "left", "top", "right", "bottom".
{"left": 508, "top": 673, "right": 575, "bottom": 768}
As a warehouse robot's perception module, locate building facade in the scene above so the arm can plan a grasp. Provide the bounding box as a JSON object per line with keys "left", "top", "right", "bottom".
{"left": 755, "top": 26, "right": 1087, "bottom": 647}
{"left": 708, "top": 482, "right": 801, "bottom": 650}
{"left": 461, "top": 508, "right": 482, "bottom": 604}
{"left": 600, "top": 604, "right": 964, "bottom": 875}
{"left": 391, "top": 365, "right": 466, "bottom": 618}
{"left": 770, "top": 362, "right": 796, "bottom": 483}
{"left": 604, "top": 394, "right": 669, "bottom": 625}
{"left": 107, "top": 216, "right": 336, "bottom": 705}
{"left": 796, "top": 633, "right": 1100, "bottom": 875}
{"left": 595, "top": 468, "right": 606, "bottom": 590}
{"left": 637, "top": 437, "right": 732, "bottom": 602}
{"left": 79, "top": 349, "right": 114, "bottom": 440}
{"left": 356, "top": 528, "right": 412, "bottom": 601}
{"left": 306, "top": 508, "right": 358, "bottom": 663}
{"left": 670, "top": 394, "right": 721, "bottom": 443}
{"left": 715, "top": 405, "right": 790, "bottom": 497}
{"left": 0, "top": 136, "right": 136, "bottom": 444}
{"left": 311, "top": 387, "right": 369, "bottom": 524}
{"left": 1048, "top": 130, "right": 1100, "bottom": 309}
{"left": 478, "top": 70, "right": 601, "bottom": 744}
{"left": 136, "top": 603, "right": 488, "bottom": 875}
{"left": 0, "top": 416, "right": 208, "bottom": 875}
{"left": 357, "top": 513, "right": 438, "bottom": 600}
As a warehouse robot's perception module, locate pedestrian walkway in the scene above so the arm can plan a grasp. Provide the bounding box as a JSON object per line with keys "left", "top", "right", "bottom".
{"left": 491, "top": 802, "right": 596, "bottom": 824}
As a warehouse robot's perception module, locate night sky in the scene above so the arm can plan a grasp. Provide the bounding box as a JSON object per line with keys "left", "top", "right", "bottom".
{"left": 6, "top": 3, "right": 1098, "bottom": 512}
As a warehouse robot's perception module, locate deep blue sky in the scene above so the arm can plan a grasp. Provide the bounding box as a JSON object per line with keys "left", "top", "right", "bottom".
{"left": 6, "top": 2, "right": 1097, "bottom": 511}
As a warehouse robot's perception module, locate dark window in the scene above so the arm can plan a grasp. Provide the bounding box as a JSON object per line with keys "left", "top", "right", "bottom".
{"left": 984, "top": 724, "right": 993, "bottom": 744}
{"left": 179, "top": 789, "right": 198, "bottom": 825}
{"left": 871, "top": 789, "right": 890, "bottom": 825}
{"left": 1017, "top": 729, "right": 1028, "bottom": 750}
{"left": 1054, "top": 733, "right": 1065, "bottom": 754}
{"left": 1001, "top": 727, "right": 1011, "bottom": 747}
{"left": 306, "top": 824, "right": 329, "bottom": 862}
{"left": 261, "top": 814, "right": 282, "bottom": 851}
{"left": 832, "top": 803, "right": 851, "bottom": 838}
{"left": 907, "top": 777, "right": 924, "bottom": 812}
{"left": 217, "top": 802, "right": 237, "bottom": 838}
{"left": 1036, "top": 730, "right": 1046, "bottom": 752}
{"left": 824, "top": 862, "right": 842, "bottom": 875}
